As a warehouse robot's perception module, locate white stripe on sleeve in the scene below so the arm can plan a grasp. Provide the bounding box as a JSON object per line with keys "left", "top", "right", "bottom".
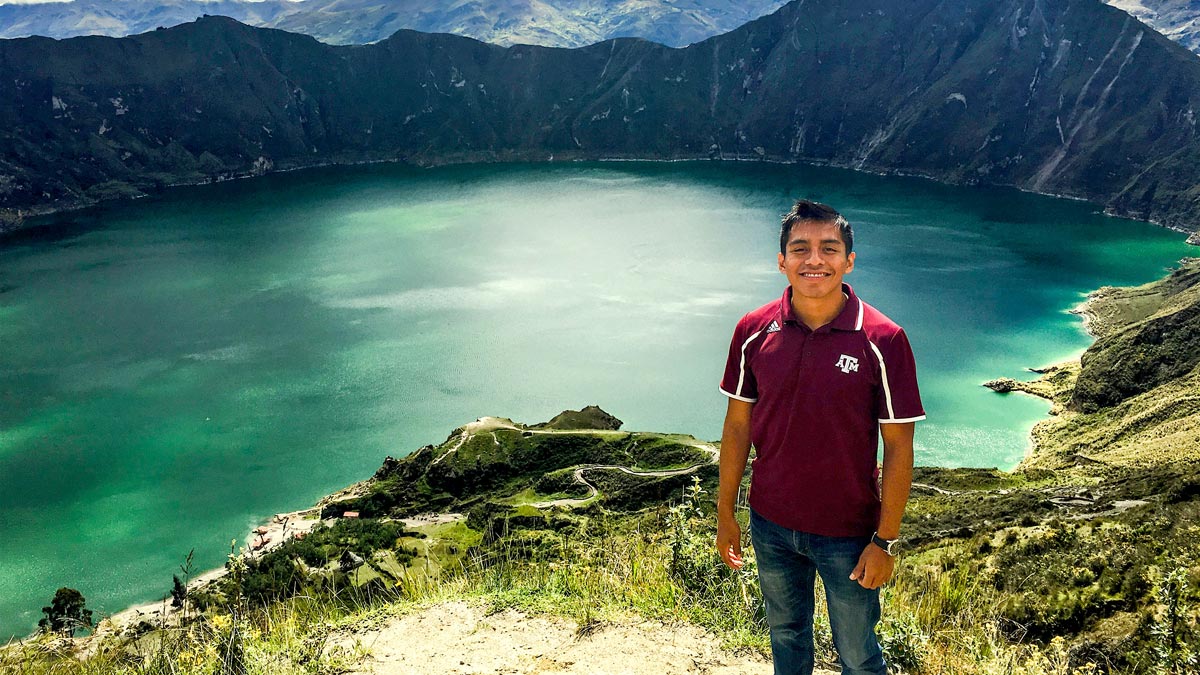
{"left": 719, "top": 387, "right": 757, "bottom": 403}
{"left": 866, "top": 339, "right": 895, "bottom": 419}
{"left": 736, "top": 329, "right": 765, "bottom": 399}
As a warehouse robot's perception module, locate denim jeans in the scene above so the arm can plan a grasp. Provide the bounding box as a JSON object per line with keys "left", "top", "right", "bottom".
{"left": 750, "top": 509, "right": 888, "bottom": 675}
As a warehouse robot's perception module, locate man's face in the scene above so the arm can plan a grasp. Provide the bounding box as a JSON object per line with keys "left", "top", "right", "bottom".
{"left": 777, "top": 220, "right": 855, "bottom": 300}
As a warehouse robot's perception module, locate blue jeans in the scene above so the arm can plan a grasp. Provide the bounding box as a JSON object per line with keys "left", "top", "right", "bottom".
{"left": 750, "top": 509, "right": 888, "bottom": 675}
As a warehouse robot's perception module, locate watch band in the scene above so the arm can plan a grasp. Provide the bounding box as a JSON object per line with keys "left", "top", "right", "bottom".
{"left": 871, "top": 532, "right": 899, "bottom": 556}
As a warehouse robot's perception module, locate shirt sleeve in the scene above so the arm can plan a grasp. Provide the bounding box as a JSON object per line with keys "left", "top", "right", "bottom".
{"left": 873, "top": 328, "right": 925, "bottom": 423}
{"left": 719, "top": 315, "right": 760, "bottom": 403}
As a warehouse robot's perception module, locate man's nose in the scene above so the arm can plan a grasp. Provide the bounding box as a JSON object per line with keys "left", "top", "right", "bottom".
{"left": 805, "top": 249, "right": 823, "bottom": 265}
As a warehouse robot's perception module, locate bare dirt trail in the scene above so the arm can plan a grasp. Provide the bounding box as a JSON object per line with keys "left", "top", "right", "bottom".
{"left": 338, "top": 600, "right": 830, "bottom": 675}
{"left": 529, "top": 463, "right": 711, "bottom": 509}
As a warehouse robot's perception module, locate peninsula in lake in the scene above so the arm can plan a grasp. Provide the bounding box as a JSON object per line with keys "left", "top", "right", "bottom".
{"left": 4, "top": 0, "right": 1200, "bottom": 239}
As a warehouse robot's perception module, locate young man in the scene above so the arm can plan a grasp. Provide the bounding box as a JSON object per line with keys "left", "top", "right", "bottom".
{"left": 715, "top": 200, "right": 924, "bottom": 675}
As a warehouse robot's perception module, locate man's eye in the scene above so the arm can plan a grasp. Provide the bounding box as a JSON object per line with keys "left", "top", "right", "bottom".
{"left": 824, "top": 247, "right": 837, "bottom": 254}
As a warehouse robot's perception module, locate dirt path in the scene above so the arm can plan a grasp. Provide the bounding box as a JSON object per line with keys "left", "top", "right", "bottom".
{"left": 530, "top": 463, "right": 711, "bottom": 509}
{"left": 338, "top": 600, "right": 823, "bottom": 675}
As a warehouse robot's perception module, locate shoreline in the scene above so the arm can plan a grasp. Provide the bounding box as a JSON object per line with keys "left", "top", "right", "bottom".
{"left": 990, "top": 278, "right": 1131, "bottom": 468}
{"left": 82, "top": 506, "right": 328, "bottom": 646}
{"left": 4, "top": 154, "right": 1198, "bottom": 244}
{"left": 1068, "top": 288, "right": 1111, "bottom": 339}
{"left": 1003, "top": 257, "right": 1200, "bottom": 469}
{"left": 84, "top": 495, "right": 464, "bottom": 648}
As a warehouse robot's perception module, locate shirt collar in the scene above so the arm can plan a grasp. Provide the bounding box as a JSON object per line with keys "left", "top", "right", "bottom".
{"left": 778, "top": 283, "right": 863, "bottom": 332}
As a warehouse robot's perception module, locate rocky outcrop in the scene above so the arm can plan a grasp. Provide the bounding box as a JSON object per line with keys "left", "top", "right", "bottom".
{"left": 531, "top": 405, "right": 623, "bottom": 431}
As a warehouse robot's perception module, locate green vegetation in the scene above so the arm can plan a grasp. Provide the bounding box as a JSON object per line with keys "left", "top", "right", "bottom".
{"left": 6, "top": 463, "right": 1200, "bottom": 674}
{"left": 530, "top": 405, "right": 623, "bottom": 431}
{"left": 37, "top": 588, "right": 92, "bottom": 637}
{"left": 188, "top": 519, "right": 425, "bottom": 610}
{"left": 324, "top": 416, "right": 712, "bottom": 520}
{"left": 10, "top": 257, "right": 1200, "bottom": 675}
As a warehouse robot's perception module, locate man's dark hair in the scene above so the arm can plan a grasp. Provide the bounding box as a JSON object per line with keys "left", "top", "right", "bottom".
{"left": 779, "top": 199, "right": 853, "bottom": 255}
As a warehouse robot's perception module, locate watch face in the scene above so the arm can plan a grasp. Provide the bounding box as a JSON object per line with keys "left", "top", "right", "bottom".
{"left": 873, "top": 534, "right": 899, "bottom": 556}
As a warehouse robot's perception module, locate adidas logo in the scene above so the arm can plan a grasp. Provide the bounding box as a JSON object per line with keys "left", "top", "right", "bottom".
{"left": 766, "top": 320, "right": 781, "bottom": 333}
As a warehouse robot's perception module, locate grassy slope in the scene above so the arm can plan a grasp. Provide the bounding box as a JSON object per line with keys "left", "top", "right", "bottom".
{"left": 889, "top": 256, "right": 1200, "bottom": 672}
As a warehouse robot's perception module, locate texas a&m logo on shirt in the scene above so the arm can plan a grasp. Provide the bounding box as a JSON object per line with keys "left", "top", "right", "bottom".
{"left": 835, "top": 354, "right": 859, "bottom": 374}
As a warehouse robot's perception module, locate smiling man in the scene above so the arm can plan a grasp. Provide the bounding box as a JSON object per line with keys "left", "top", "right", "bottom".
{"left": 715, "top": 199, "right": 924, "bottom": 675}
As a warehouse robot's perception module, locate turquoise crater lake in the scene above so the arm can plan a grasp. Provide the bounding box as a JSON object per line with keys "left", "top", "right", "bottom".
{"left": 0, "top": 161, "right": 1192, "bottom": 640}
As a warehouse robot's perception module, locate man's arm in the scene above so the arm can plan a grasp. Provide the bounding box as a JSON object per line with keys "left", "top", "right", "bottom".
{"left": 716, "top": 398, "right": 754, "bottom": 569}
{"left": 849, "top": 421, "right": 915, "bottom": 588}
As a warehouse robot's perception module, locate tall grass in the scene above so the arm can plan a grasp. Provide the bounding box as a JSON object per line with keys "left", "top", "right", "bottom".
{"left": 5, "top": 491, "right": 1180, "bottom": 675}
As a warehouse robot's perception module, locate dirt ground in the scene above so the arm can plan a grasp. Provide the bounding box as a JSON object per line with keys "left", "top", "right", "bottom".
{"left": 337, "top": 601, "right": 837, "bottom": 675}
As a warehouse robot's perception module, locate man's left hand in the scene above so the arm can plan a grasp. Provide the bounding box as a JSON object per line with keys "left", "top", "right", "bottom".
{"left": 849, "top": 542, "right": 895, "bottom": 589}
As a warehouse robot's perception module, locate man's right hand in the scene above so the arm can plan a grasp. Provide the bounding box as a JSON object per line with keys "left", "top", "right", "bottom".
{"left": 716, "top": 515, "right": 744, "bottom": 569}
{"left": 716, "top": 398, "right": 753, "bottom": 571}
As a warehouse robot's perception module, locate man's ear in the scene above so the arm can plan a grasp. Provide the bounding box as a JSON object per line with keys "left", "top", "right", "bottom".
{"left": 777, "top": 252, "right": 786, "bottom": 274}
{"left": 846, "top": 251, "right": 856, "bottom": 274}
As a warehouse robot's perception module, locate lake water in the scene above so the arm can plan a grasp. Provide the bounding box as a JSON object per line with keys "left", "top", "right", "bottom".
{"left": 0, "top": 161, "right": 1193, "bottom": 639}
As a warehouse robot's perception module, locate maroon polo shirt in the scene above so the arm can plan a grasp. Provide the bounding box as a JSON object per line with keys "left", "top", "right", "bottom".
{"left": 719, "top": 284, "right": 925, "bottom": 537}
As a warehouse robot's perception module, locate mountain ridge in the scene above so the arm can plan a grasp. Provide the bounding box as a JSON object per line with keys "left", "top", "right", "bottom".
{"left": 0, "top": 0, "right": 791, "bottom": 48}
{"left": 4, "top": 1, "right": 1200, "bottom": 238}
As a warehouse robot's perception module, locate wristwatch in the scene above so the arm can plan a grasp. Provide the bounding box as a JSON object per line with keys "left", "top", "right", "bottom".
{"left": 871, "top": 532, "right": 900, "bottom": 556}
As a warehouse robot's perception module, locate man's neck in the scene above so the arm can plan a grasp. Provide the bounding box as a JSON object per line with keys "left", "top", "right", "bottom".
{"left": 791, "top": 289, "right": 846, "bottom": 331}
